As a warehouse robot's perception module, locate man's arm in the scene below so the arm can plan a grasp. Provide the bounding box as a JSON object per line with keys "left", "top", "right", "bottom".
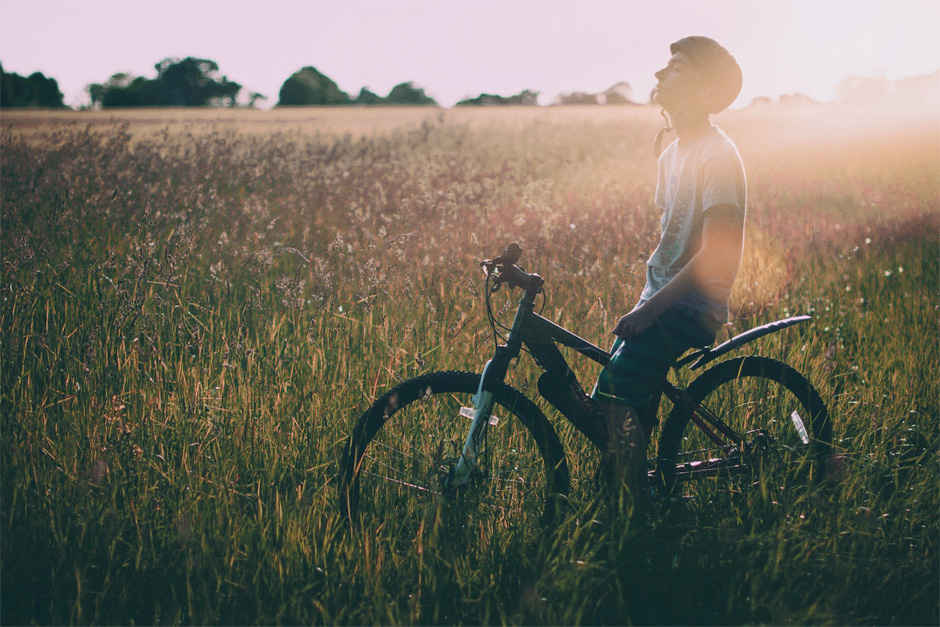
{"left": 612, "top": 203, "right": 743, "bottom": 340}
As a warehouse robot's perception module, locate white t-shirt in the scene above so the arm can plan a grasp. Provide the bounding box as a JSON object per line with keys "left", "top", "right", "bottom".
{"left": 639, "top": 125, "right": 747, "bottom": 323}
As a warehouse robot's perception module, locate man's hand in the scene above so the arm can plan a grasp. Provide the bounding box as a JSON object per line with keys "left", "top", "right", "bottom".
{"left": 612, "top": 306, "right": 657, "bottom": 341}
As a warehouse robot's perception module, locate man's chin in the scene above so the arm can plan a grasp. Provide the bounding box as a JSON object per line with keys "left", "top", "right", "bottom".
{"left": 652, "top": 89, "right": 666, "bottom": 108}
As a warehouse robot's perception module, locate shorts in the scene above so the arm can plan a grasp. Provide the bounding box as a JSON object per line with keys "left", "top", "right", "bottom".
{"left": 591, "top": 305, "right": 719, "bottom": 424}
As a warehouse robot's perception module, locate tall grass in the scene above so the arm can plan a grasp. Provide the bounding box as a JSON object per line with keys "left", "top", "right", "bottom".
{"left": 2, "top": 105, "right": 937, "bottom": 625}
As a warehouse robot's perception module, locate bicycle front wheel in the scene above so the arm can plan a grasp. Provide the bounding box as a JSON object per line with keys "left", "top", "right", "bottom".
{"left": 338, "top": 371, "right": 569, "bottom": 539}
{"left": 656, "top": 356, "right": 831, "bottom": 498}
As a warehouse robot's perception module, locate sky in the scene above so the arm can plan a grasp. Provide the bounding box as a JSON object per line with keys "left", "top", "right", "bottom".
{"left": 1, "top": 0, "right": 938, "bottom": 109}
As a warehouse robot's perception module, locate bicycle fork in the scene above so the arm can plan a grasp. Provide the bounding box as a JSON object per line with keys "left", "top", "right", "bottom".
{"left": 447, "top": 358, "right": 500, "bottom": 488}
{"left": 446, "top": 292, "right": 536, "bottom": 490}
{"left": 446, "top": 343, "right": 520, "bottom": 489}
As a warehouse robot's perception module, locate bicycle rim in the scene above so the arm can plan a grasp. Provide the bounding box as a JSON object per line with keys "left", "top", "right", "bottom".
{"left": 339, "top": 371, "right": 568, "bottom": 546}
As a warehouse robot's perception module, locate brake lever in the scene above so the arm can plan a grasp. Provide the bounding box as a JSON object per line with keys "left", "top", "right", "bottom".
{"left": 489, "top": 269, "right": 504, "bottom": 292}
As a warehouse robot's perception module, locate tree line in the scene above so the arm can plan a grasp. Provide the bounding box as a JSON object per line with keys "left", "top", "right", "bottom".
{"left": 0, "top": 57, "right": 448, "bottom": 109}
{"left": 278, "top": 66, "right": 438, "bottom": 107}
{"left": 0, "top": 56, "right": 644, "bottom": 109}
{"left": 11, "top": 54, "right": 926, "bottom": 110}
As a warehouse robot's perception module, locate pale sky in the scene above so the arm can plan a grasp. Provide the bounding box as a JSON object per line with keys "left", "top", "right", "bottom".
{"left": 1, "top": 0, "right": 938, "bottom": 108}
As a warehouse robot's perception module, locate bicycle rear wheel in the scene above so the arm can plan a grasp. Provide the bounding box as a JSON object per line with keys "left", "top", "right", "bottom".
{"left": 656, "top": 356, "right": 831, "bottom": 498}
{"left": 338, "top": 371, "right": 569, "bottom": 541}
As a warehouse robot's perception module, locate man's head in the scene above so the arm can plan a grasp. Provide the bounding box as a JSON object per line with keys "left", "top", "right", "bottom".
{"left": 654, "top": 36, "right": 742, "bottom": 115}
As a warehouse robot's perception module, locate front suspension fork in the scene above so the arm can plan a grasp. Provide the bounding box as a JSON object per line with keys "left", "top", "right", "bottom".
{"left": 447, "top": 288, "right": 535, "bottom": 489}
{"left": 446, "top": 345, "right": 515, "bottom": 489}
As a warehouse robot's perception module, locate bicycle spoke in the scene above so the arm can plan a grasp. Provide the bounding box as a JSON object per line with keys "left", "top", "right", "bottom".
{"left": 360, "top": 468, "right": 443, "bottom": 496}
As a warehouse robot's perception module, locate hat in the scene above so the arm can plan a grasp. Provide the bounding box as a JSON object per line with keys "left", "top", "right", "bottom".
{"left": 670, "top": 36, "right": 743, "bottom": 113}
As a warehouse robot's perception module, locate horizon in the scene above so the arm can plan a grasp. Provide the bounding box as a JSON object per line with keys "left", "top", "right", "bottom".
{"left": 1, "top": 0, "right": 939, "bottom": 109}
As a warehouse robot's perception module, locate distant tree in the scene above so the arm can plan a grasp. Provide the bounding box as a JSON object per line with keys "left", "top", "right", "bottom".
{"left": 601, "top": 92, "right": 630, "bottom": 105}
{"left": 778, "top": 93, "right": 818, "bottom": 106}
{"left": 355, "top": 87, "right": 384, "bottom": 105}
{"left": 599, "top": 82, "right": 634, "bottom": 105}
{"left": 0, "top": 64, "right": 66, "bottom": 108}
{"left": 556, "top": 92, "right": 598, "bottom": 106}
{"left": 278, "top": 67, "right": 350, "bottom": 106}
{"left": 836, "top": 74, "right": 889, "bottom": 105}
{"left": 384, "top": 82, "right": 437, "bottom": 106}
{"left": 748, "top": 96, "right": 773, "bottom": 107}
{"left": 553, "top": 83, "right": 633, "bottom": 106}
{"left": 836, "top": 70, "right": 939, "bottom": 108}
{"left": 456, "top": 89, "right": 539, "bottom": 106}
{"left": 88, "top": 73, "right": 143, "bottom": 107}
{"left": 153, "top": 57, "right": 241, "bottom": 106}
{"left": 87, "top": 57, "right": 241, "bottom": 108}
{"left": 893, "top": 70, "right": 940, "bottom": 108}
{"left": 247, "top": 92, "right": 267, "bottom": 108}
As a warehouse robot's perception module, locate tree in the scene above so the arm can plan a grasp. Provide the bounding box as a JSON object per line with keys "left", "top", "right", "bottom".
{"left": 87, "top": 57, "right": 242, "bottom": 108}
{"left": 384, "top": 82, "right": 437, "bottom": 106}
{"left": 354, "top": 87, "right": 383, "bottom": 105}
{"left": 0, "top": 64, "right": 66, "bottom": 108}
{"left": 748, "top": 96, "right": 772, "bottom": 108}
{"left": 88, "top": 73, "right": 146, "bottom": 108}
{"left": 555, "top": 82, "right": 634, "bottom": 106}
{"left": 456, "top": 89, "right": 539, "bottom": 106}
{"left": 556, "top": 92, "right": 598, "bottom": 106}
{"left": 153, "top": 57, "right": 241, "bottom": 106}
{"left": 778, "top": 93, "right": 818, "bottom": 106}
{"left": 247, "top": 92, "right": 267, "bottom": 108}
{"left": 277, "top": 67, "right": 350, "bottom": 106}
{"left": 600, "top": 82, "right": 634, "bottom": 105}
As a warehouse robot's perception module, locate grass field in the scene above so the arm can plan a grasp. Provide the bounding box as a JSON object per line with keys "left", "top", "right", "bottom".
{"left": 2, "top": 103, "right": 938, "bottom": 625}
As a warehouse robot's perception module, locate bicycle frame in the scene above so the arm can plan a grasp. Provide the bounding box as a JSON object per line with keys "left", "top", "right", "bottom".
{"left": 450, "top": 273, "right": 641, "bottom": 486}
{"left": 447, "top": 256, "right": 813, "bottom": 489}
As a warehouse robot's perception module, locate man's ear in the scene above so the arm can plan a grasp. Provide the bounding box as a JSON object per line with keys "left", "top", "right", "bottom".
{"left": 684, "top": 70, "right": 718, "bottom": 114}
{"left": 698, "top": 78, "right": 723, "bottom": 114}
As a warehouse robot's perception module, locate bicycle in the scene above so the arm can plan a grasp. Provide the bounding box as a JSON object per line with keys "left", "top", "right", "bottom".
{"left": 338, "top": 243, "right": 831, "bottom": 530}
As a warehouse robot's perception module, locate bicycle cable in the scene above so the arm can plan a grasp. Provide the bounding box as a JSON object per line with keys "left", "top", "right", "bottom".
{"left": 483, "top": 267, "right": 545, "bottom": 361}
{"left": 484, "top": 273, "right": 506, "bottom": 350}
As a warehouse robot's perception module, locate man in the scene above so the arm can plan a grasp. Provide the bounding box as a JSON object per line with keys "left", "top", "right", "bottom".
{"left": 593, "top": 36, "right": 747, "bottom": 514}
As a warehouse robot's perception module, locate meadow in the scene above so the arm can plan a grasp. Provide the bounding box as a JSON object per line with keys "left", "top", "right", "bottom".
{"left": 1, "top": 103, "right": 937, "bottom": 625}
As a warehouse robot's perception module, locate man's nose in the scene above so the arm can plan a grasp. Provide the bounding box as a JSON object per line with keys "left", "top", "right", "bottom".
{"left": 654, "top": 68, "right": 666, "bottom": 80}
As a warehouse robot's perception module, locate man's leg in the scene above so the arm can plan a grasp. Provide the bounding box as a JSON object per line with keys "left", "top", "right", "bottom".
{"left": 597, "top": 399, "right": 649, "bottom": 518}
{"left": 593, "top": 306, "right": 718, "bottom": 517}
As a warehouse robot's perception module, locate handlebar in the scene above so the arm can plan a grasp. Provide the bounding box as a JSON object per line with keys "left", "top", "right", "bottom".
{"left": 480, "top": 242, "right": 543, "bottom": 293}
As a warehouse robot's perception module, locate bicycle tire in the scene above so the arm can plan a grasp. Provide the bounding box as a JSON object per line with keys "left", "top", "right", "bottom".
{"left": 656, "top": 356, "right": 831, "bottom": 497}
{"left": 338, "top": 371, "right": 570, "bottom": 534}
